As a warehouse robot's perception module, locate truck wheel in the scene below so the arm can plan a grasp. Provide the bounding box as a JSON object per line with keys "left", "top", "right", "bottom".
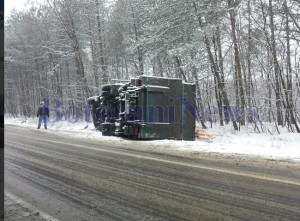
{"left": 102, "top": 130, "right": 110, "bottom": 136}
{"left": 101, "top": 91, "right": 110, "bottom": 97}
{"left": 101, "top": 85, "right": 111, "bottom": 92}
{"left": 92, "top": 102, "right": 101, "bottom": 130}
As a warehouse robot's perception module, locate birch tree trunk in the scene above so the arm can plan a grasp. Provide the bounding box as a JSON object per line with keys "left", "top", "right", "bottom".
{"left": 227, "top": 0, "right": 246, "bottom": 125}
{"left": 192, "top": 1, "right": 238, "bottom": 131}
{"left": 130, "top": 2, "right": 144, "bottom": 75}
{"left": 269, "top": 0, "right": 283, "bottom": 126}
{"left": 96, "top": 0, "right": 108, "bottom": 84}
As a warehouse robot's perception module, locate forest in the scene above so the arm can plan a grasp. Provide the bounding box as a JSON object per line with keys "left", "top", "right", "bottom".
{"left": 4, "top": 0, "right": 300, "bottom": 133}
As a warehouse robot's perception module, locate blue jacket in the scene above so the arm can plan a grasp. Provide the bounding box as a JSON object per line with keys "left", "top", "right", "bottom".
{"left": 37, "top": 105, "right": 49, "bottom": 118}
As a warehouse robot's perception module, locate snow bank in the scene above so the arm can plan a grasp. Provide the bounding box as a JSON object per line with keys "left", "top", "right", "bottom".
{"left": 166, "top": 124, "right": 300, "bottom": 160}
{"left": 4, "top": 116, "right": 121, "bottom": 141}
{"left": 4, "top": 116, "right": 300, "bottom": 161}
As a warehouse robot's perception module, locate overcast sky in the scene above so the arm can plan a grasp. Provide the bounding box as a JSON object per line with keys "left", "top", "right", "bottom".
{"left": 5, "top": 0, "right": 28, "bottom": 16}
{"left": 4, "top": 0, "right": 115, "bottom": 17}
{"left": 5, "top": 0, "right": 46, "bottom": 17}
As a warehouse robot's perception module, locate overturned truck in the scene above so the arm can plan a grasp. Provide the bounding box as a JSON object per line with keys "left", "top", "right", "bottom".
{"left": 87, "top": 76, "right": 196, "bottom": 140}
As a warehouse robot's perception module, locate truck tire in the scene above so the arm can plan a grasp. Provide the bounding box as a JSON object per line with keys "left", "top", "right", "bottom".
{"left": 102, "top": 130, "right": 110, "bottom": 136}
{"left": 91, "top": 101, "right": 101, "bottom": 130}
{"left": 101, "top": 85, "right": 111, "bottom": 92}
{"left": 101, "top": 91, "right": 110, "bottom": 97}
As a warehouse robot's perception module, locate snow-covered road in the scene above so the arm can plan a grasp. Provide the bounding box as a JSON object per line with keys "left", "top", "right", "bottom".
{"left": 5, "top": 117, "right": 300, "bottom": 161}
{"left": 5, "top": 125, "right": 300, "bottom": 220}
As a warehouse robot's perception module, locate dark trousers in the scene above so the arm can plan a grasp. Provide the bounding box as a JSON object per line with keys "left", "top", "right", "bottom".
{"left": 38, "top": 115, "right": 48, "bottom": 129}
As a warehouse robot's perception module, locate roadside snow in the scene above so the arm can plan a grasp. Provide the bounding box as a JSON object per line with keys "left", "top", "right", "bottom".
{"left": 5, "top": 116, "right": 300, "bottom": 161}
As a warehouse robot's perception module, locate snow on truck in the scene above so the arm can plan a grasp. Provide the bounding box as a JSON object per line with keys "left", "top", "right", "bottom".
{"left": 87, "top": 75, "right": 196, "bottom": 140}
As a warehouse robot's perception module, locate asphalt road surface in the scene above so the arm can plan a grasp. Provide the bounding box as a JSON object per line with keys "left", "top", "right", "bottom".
{"left": 4, "top": 125, "right": 300, "bottom": 221}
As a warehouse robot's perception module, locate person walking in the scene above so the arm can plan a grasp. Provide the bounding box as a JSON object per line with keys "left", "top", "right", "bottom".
{"left": 37, "top": 101, "right": 49, "bottom": 129}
